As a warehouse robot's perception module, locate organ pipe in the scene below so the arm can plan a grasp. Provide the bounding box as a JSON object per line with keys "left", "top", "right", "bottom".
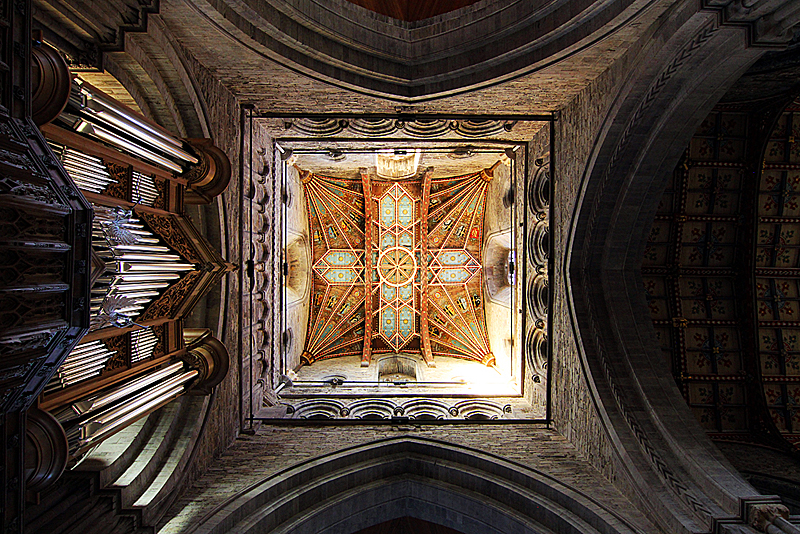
{"left": 47, "top": 140, "right": 117, "bottom": 194}
{"left": 44, "top": 340, "right": 116, "bottom": 392}
{"left": 90, "top": 205, "right": 194, "bottom": 330}
{"left": 58, "top": 361, "right": 198, "bottom": 455}
{"left": 132, "top": 328, "right": 158, "bottom": 363}
{"left": 49, "top": 140, "right": 163, "bottom": 209}
{"left": 132, "top": 171, "right": 159, "bottom": 206}
{"left": 59, "top": 78, "right": 198, "bottom": 173}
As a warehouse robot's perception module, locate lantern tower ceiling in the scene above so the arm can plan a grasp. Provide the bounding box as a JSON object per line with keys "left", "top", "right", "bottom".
{"left": 301, "top": 167, "right": 494, "bottom": 367}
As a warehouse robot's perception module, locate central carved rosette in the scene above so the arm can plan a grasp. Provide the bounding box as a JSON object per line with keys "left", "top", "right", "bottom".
{"left": 378, "top": 246, "right": 417, "bottom": 287}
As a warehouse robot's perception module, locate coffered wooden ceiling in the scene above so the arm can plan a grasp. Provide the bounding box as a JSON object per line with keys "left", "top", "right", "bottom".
{"left": 300, "top": 165, "right": 499, "bottom": 368}
{"left": 643, "top": 96, "right": 800, "bottom": 452}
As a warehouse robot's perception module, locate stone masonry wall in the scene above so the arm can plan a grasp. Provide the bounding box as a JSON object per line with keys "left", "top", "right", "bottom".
{"left": 158, "top": 424, "right": 659, "bottom": 533}
{"left": 177, "top": 45, "right": 243, "bottom": 493}
{"left": 551, "top": 62, "right": 631, "bottom": 482}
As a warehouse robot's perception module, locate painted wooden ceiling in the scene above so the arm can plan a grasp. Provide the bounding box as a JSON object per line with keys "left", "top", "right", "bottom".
{"left": 643, "top": 96, "right": 800, "bottom": 452}
{"left": 344, "top": 0, "right": 482, "bottom": 21}
{"left": 300, "top": 165, "right": 498, "bottom": 368}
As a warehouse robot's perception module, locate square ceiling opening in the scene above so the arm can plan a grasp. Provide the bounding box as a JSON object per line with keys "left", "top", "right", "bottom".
{"left": 258, "top": 117, "right": 550, "bottom": 421}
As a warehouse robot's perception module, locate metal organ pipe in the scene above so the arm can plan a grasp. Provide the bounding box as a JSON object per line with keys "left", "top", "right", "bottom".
{"left": 59, "top": 78, "right": 199, "bottom": 173}
{"left": 132, "top": 171, "right": 159, "bottom": 207}
{"left": 57, "top": 361, "right": 198, "bottom": 455}
{"left": 76, "top": 81, "right": 191, "bottom": 155}
{"left": 66, "top": 361, "right": 185, "bottom": 417}
{"left": 79, "top": 385, "right": 186, "bottom": 447}
{"left": 45, "top": 340, "right": 117, "bottom": 392}
{"left": 73, "top": 118, "right": 185, "bottom": 173}
{"left": 132, "top": 328, "right": 158, "bottom": 363}
{"left": 89, "top": 370, "right": 196, "bottom": 426}
{"left": 90, "top": 206, "right": 194, "bottom": 330}
{"left": 47, "top": 141, "right": 118, "bottom": 194}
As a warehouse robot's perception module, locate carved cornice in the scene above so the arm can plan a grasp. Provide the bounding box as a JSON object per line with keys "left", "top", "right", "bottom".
{"left": 702, "top": 0, "right": 800, "bottom": 47}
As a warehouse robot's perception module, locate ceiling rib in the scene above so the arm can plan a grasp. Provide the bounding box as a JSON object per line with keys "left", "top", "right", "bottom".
{"left": 361, "top": 168, "right": 374, "bottom": 367}
{"left": 419, "top": 167, "right": 435, "bottom": 368}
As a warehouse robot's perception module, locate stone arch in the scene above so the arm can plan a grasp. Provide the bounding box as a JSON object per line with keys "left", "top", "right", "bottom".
{"left": 482, "top": 229, "right": 512, "bottom": 307}
{"left": 190, "top": 437, "right": 644, "bottom": 534}
{"left": 564, "top": 3, "right": 800, "bottom": 532}
{"left": 193, "top": 0, "right": 647, "bottom": 101}
{"left": 97, "top": 17, "right": 210, "bottom": 138}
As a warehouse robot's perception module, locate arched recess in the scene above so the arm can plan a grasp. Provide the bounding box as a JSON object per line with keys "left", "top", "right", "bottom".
{"left": 565, "top": 2, "right": 800, "bottom": 533}
{"left": 285, "top": 232, "right": 311, "bottom": 306}
{"left": 190, "top": 437, "right": 644, "bottom": 534}
{"left": 189, "top": 0, "right": 650, "bottom": 101}
{"left": 97, "top": 15, "right": 211, "bottom": 139}
{"left": 33, "top": 7, "right": 212, "bottom": 139}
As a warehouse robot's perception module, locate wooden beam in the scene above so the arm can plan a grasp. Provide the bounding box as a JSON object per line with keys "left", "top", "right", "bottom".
{"left": 759, "top": 217, "right": 800, "bottom": 224}
{"left": 653, "top": 319, "right": 738, "bottom": 327}
{"left": 419, "top": 168, "right": 435, "bottom": 367}
{"left": 360, "top": 168, "right": 373, "bottom": 367}
{"left": 755, "top": 267, "right": 800, "bottom": 276}
{"left": 758, "top": 320, "right": 800, "bottom": 328}
{"left": 642, "top": 266, "right": 737, "bottom": 276}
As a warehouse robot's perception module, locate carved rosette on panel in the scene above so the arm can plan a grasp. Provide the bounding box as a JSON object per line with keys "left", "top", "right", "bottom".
{"left": 102, "top": 334, "right": 130, "bottom": 372}
{"left": 101, "top": 162, "right": 130, "bottom": 201}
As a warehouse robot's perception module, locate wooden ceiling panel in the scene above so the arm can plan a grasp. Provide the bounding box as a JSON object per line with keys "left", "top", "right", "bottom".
{"left": 345, "top": 0, "right": 482, "bottom": 21}
{"left": 301, "top": 167, "right": 497, "bottom": 367}
{"left": 643, "top": 97, "right": 800, "bottom": 452}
